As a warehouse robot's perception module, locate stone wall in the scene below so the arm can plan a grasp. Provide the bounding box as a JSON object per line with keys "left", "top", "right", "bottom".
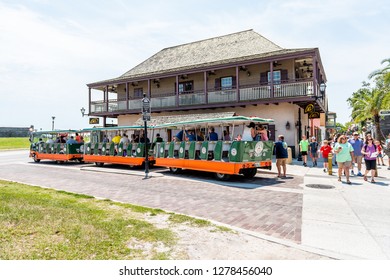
{"left": 0, "top": 127, "right": 30, "bottom": 137}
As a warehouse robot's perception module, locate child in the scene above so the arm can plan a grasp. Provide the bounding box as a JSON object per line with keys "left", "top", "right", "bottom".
{"left": 309, "top": 136, "right": 319, "bottom": 167}
{"left": 320, "top": 140, "right": 332, "bottom": 173}
{"left": 299, "top": 135, "right": 309, "bottom": 167}
{"left": 375, "top": 140, "right": 385, "bottom": 166}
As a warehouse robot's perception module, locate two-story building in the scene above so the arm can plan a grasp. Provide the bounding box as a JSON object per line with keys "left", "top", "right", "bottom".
{"left": 86, "top": 29, "right": 328, "bottom": 157}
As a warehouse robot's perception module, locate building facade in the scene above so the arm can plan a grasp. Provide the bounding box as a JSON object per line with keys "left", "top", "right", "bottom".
{"left": 86, "top": 30, "right": 328, "bottom": 156}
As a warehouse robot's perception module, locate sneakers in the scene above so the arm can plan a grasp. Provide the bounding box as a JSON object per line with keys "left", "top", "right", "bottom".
{"left": 323, "top": 168, "right": 327, "bottom": 173}
{"left": 357, "top": 172, "right": 363, "bottom": 176}
{"left": 303, "top": 162, "right": 307, "bottom": 167}
{"left": 351, "top": 170, "right": 355, "bottom": 176}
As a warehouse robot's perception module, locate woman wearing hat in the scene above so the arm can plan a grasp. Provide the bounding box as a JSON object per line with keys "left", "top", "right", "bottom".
{"left": 242, "top": 122, "right": 256, "bottom": 141}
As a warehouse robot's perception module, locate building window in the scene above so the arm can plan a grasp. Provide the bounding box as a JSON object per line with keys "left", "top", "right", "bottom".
{"left": 267, "top": 70, "right": 281, "bottom": 84}
{"left": 221, "top": 77, "right": 233, "bottom": 89}
{"left": 178, "top": 81, "right": 193, "bottom": 94}
{"left": 134, "top": 88, "right": 143, "bottom": 98}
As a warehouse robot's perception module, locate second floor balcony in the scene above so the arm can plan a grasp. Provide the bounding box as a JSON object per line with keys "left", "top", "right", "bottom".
{"left": 90, "top": 79, "right": 326, "bottom": 116}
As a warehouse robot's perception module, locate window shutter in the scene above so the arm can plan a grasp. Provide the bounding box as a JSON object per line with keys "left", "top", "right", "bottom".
{"left": 260, "top": 72, "right": 267, "bottom": 85}
{"left": 215, "top": 78, "right": 221, "bottom": 90}
{"left": 232, "top": 76, "right": 237, "bottom": 88}
{"left": 281, "top": 70, "right": 288, "bottom": 83}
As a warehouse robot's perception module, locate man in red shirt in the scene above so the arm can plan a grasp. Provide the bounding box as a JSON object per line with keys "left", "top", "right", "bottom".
{"left": 320, "top": 140, "right": 332, "bottom": 173}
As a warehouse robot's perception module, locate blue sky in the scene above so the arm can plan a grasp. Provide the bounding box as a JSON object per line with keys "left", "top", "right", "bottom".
{"left": 0, "top": 0, "right": 389, "bottom": 130}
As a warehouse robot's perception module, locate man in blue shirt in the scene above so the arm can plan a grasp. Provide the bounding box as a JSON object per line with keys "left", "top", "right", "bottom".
{"left": 66, "top": 136, "right": 78, "bottom": 144}
{"left": 274, "top": 135, "right": 288, "bottom": 178}
{"left": 208, "top": 127, "right": 218, "bottom": 141}
{"left": 348, "top": 132, "right": 364, "bottom": 176}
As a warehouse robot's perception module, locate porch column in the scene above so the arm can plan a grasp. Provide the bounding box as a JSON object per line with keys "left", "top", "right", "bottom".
{"left": 147, "top": 80, "right": 151, "bottom": 98}
{"left": 125, "top": 82, "right": 129, "bottom": 110}
{"left": 88, "top": 87, "right": 91, "bottom": 115}
{"left": 204, "top": 71, "right": 208, "bottom": 104}
{"left": 105, "top": 85, "right": 109, "bottom": 113}
{"left": 236, "top": 66, "right": 240, "bottom": 102}
{"left": 270, "top": 62, "right": 274, "bottom": 99}
{"left": 176, "top": 75, "right": 179, "bottom": 106}
{"left": 313, "top": 56, "right": 318, "bottom": 97}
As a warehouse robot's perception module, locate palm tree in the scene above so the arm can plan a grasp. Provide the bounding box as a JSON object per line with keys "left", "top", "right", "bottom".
{"left": 369, "top": 58, "right": 390, "bottom": 84}
{"left": 348, "top": 83, "right": 389, "bottom": 142}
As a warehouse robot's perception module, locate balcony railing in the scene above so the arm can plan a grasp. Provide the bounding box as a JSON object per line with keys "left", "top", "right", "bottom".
{"left": 90, "top": 80, "right": 322, "bottom": 114}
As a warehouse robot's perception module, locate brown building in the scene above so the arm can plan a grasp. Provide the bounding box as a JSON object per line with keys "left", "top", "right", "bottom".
{"left": 86, "top": 30, "right": 328, "bottom": 156}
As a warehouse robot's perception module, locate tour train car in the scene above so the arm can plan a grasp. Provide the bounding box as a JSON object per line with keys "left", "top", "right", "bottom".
{"left": 81, "top": 125, "right": 156, "bottom": 167}
{"left": 29, "top": 130, "right": 84, "bottom": 163}
{"left": 152, "top": 115, "right": 275, "bottom": 180}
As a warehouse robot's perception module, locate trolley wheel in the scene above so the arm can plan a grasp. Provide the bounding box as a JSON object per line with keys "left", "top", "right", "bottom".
{"left": 78, "top": 159, "right": 84, "bottom": 163}
{"left": 95, "top": 162, "right": 104, "bottom": 167}
{"left": 169, "top": 167, "right": 182, "bottom": 174}
{"left": 214, "top": 172, "right": 231, "bottom": 181}
{"left": 32, "top": 154, "right": 40, "bottom": 163}
{"left": 242, "top": 168, "right": 258, "bottom": 179}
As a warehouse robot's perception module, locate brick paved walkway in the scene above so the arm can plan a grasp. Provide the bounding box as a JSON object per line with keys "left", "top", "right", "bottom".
{"left": 0, "top": 162, "right": 304, "bottom": 243}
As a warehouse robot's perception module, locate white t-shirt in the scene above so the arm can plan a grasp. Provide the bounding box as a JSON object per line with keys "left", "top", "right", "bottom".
{"left": 242, "top": 127, "right": 253, "bottom": 141}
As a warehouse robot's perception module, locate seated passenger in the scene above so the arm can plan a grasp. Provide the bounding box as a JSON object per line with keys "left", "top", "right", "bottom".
{"left": 120, "top": 134, "right": 130, "bottom": 145}
{"left": 223, "top": 130, "right": 231, "bottom": 141}
{"left": 46, "top": 135, "right": 55, "bottom": 144}
{"left": 154, "top": 133, "right": 163, "bottom": 143}
{"left": 208, "top": 127, "right": 218, "bottom": 141}
{"left": 75, "top": 133, "right": 81, "bottom": 142}
{"left": 242, "top": 122, "right": 256, "bottom": 141}
{"left": 66, "top": 136, "right": 78, "bottom": 144}
{"left": 112, "top": 134, "right": 121, "bottom": 144}
{"left": 102, "top": 135, "right": 110, "bottom": 143}
{"left": 187, "top": 130, "right": 196, "bottom": 141}
{"left": 174, "top": 130, "right": 186, "bottom": 141}
{"left": 195, "top": 129, "right": 204, "bottom": 141}
{"left": 258, "top": 125, "right": 269, "bottom": 141}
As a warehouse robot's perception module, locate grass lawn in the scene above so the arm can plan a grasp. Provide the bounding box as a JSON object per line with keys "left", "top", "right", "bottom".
{"left": 0, "top": 137, "right": 30, "bottom": 150}
{"left": 0, "top": 180, "right": 180, "bottom": 260}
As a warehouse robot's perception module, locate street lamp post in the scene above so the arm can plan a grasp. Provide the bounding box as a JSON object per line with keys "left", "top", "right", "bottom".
{"left": 51, "top": 116, "right": 55, "bottom": 130}
{"left": 141, "top": 93, "right": 151, "bottom": 179}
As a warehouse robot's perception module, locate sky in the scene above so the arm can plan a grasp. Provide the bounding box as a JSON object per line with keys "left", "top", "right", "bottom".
{"left": 0, "top": 0, "right": 389, "bottom": 131}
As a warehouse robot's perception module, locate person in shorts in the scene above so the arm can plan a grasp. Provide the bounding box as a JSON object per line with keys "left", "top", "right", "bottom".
{"left": 309, "top": 136, "right": 319, "bottom": 167}
{"left": 348, "top": 132, "right": 364, "bottom": 176}
{"left": 320, "top": 140, "right": 332, "bottom": 173}
{"left": 274, "top": 135, "right": 288, "bottom": 178}
{"left": 333, "top": 135, "right": 354, "bottom": 184}
{"left": 299, "top": 135, "right": 309, "bottom": 167}
{"left": 362, "top": 136, "right": 378, "bottom": 183}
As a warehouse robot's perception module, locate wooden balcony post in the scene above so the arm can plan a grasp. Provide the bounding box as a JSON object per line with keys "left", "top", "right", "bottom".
{"left": 204, "top": 71, "right": 208, "bottom": 104}
{"left": 176, "top": 75, "right": 179, "bottom": 106}
{"left": 236, "top": 66, "right": 240, "bottom": 102}
{"left": 125, "top": 82, "right": 129, "bottom": 110}
{"left": 313, "top": 56, "right": 318, "bottom": 97}
{"left": 270, "top": 62, "right": 274, "bottom": 98}
{"left": 88, "top": 87, "right": 91, "bottom": 115}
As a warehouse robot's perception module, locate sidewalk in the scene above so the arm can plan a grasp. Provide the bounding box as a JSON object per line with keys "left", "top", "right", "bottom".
{"left": 286, "top": 158, "right": 390, "bottom": 259}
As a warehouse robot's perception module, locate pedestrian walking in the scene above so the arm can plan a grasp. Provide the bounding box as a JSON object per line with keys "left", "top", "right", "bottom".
{"left": 333, "top": 135, "right": 354, "bottom": 184}
{"left": 299, "top": 135, "right": 309, "bottom": 167}
{"left": 362, "top": 136, "right": 378, "bottom": 183}
{"left": 309, "top": 136, "right": 319, "bottom": 167}
{"left": 274, "top": 135, "right": 288, "bottom": 178}
{"left": 348, "top": 132, "right": 364, "bottom": 176}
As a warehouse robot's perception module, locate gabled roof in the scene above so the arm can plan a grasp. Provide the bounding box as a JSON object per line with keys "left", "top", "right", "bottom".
{"left": 122, "top": 30, "right": 282, "bottom": 78}
{"left": 88, "top": 30, "right": 316, "bottom": 86}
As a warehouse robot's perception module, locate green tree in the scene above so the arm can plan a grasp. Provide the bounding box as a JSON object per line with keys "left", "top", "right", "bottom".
{"left": 369, "top": 58, "right": 390, "bottom": 84}
{"left": 347, "top": 80, "right": 389, "bottom": 142}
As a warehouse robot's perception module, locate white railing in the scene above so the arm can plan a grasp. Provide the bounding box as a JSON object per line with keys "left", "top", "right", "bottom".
{"left": 152, "top": 95, "right": 176, "bottom": 108}
{"left": 273, "top": 81, "right": 313, "bottom": 98}
{"left": 179, "top": 92, "right": 206, "bottom": 106}
{"left": 240, "top": 86, "right": 271, "bottom": 101}
{"left": 91, "top": 81, "right": 321, "bottom": 113}
{"left": 208, "top": 89, "right": 237, "bottom": 103}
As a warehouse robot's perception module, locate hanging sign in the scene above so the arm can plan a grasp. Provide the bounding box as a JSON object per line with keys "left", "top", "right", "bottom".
{"left": 304, "top": 103, "right": 315, "bottom": 114}
{"left": 308, "top": 112, "right": 320, "bottom": 119}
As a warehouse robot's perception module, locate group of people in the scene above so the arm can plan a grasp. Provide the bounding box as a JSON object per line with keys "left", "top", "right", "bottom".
{"left": 298, "top": 132, "right": 390, "bottom": 184}
{"left": 43, "top": 133, "right": 84, "bottom": 145}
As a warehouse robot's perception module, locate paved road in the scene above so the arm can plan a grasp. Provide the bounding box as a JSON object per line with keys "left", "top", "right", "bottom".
{"left": 1, "top": 150, "right": 390, "bottom": 259}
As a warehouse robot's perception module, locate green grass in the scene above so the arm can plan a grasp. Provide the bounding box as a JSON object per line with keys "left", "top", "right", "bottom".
{"left": 0, "top": 180, "right": 177, "bottom": 260}
{"left": 0, "top": 137, "right": 30, "bottom": 150}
